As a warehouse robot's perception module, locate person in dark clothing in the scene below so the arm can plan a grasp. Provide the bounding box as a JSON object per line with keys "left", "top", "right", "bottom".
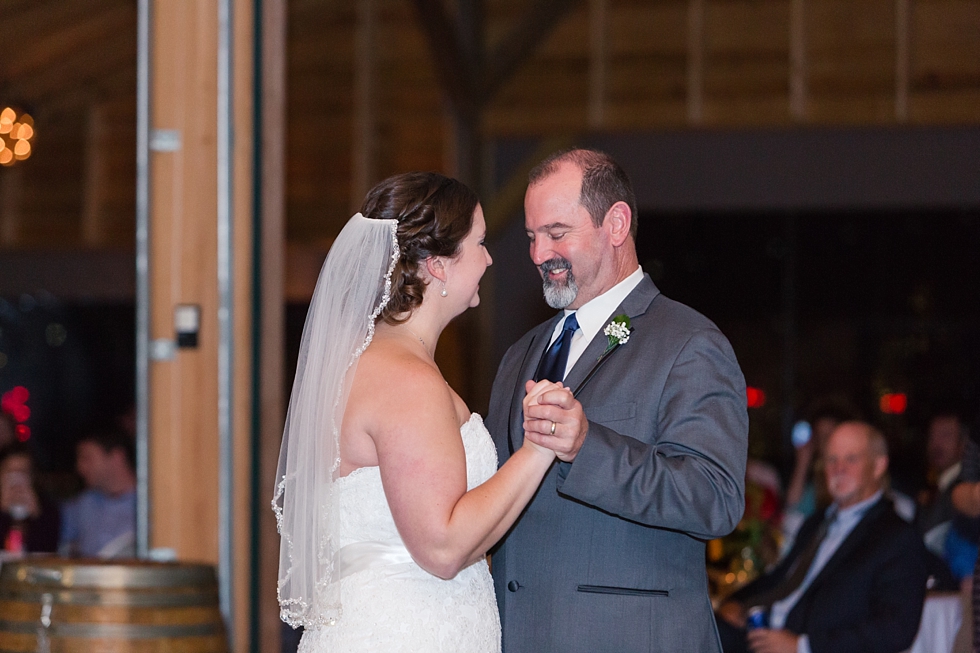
{"left": 716, "top": 421, "right": 928, "bottom": 653}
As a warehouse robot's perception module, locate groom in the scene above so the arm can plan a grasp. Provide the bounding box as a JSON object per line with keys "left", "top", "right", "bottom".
{"left": 488, "top": 148, "right": 748, "bottom": 652}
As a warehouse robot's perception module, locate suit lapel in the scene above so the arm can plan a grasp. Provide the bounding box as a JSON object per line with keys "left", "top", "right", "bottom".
{"left": 562, "top": 275, "right": 660, "bottom": 395}
{"left": 796, "top": 498, "right": 889, "bottom": 599}
{"left": 507, "top": 316, "right": 561, "bottom": 453}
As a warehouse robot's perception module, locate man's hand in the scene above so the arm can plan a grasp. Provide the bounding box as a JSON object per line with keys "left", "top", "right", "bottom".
{"left": 747, "top": 628, "right": 800, "bottom": 653}
{"left": 522, "top": 380, "right": 588, "bottom": 462}
{"left": 716, "top": 600, "right": 747, "bottom": 628}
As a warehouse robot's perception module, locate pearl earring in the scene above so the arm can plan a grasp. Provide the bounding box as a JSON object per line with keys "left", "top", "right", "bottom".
{"left": 440, "top": 284, "right": 448, "bottom": 297}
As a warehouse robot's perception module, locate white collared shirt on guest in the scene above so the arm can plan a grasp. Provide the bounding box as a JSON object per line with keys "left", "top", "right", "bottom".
{"left": 545, "top": 266, "right": 644, "bottom": 380}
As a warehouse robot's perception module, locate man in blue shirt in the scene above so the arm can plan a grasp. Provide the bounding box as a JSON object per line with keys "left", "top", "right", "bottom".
{"left": 59, "top": 426, "right": 136, "bottom": 558}
{"left": 716, "top": 421, "right": 928, "bottom": 653}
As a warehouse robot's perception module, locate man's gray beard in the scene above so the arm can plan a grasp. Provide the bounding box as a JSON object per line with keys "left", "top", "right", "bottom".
{"left": 542, "top": 272, "right": 578, "bottom": 309}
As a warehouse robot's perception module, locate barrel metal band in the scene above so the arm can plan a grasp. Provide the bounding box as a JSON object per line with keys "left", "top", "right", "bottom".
{"left": 0, "top": 620, "right": 224, "bottom": 639}
{"left": 0, "top": 588, "right": 218, "bottom": 607}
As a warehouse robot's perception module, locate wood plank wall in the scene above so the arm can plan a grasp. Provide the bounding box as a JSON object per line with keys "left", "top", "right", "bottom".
{"left": 1, "top": 0, "right": 978, "bottom": 252}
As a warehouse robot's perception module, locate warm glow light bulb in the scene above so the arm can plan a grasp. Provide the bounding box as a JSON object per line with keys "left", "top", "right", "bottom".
{"left": 0, "top": 109, "right": 37, "bottom": 165}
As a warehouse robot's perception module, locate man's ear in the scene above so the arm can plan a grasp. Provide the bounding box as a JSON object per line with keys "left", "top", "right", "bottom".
{"left": 873, "top": 455, "right": 889, "bottom": 482}
{"left": 424, "top": 257, "right": 446, "bottom": 283}
{"left": 604, "top": 201, "right": 632, "bottom": 247}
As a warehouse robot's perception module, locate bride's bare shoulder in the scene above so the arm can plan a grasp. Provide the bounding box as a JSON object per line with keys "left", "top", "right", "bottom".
{"left": 352, "top": 336, "right": 449, "bottom": 407}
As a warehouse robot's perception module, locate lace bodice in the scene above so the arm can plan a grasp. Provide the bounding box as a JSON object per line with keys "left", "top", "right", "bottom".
{"left": 299, "top": 413, "right": 501, "bottom": 653}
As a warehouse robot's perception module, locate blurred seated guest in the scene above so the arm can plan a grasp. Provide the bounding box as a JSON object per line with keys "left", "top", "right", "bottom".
{"left": 59, "top": 426, "right": 136, "bottom": 558}
{"left": 715, "top": 421, "right": 928, "bottom": 653}
{"left": 916, "top": 411, "right": 975, "bottom": 577}
{"left": 781, "top": 398, "right": 859, "bottom": 549}
{"left": 0, "top": 443, "right": 60, "bottom": 553}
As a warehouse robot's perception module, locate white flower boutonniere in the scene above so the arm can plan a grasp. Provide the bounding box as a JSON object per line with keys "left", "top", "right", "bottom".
{"left": 572, "top": 314, "right": 633, "bottom": 398}
{"left": 603, "top": 315, "right": 632, "bottom": 351}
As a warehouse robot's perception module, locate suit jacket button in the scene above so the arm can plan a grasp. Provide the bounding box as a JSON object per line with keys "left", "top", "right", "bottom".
{"left": 507, "top": 580, "right": 521, "bottom": 592}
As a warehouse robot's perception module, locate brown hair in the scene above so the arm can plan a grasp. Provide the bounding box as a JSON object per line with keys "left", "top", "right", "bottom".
{"left": 528, "top": 148, "right": 639, "bottom": 240}
{"left": 78, "top": 424, "right": 136, "bottom": 471}
{"left": 360, "top": 172, "right": 479, "bottom": 324}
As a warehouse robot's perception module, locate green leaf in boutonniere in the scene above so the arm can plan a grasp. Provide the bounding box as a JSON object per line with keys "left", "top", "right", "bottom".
{"left": 573, "top": 314, "right": 634, "bottom": 398}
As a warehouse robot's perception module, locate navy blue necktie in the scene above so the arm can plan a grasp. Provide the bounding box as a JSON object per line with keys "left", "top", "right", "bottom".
{"left": 535, "top": 313, "right": 579, "bottom": 382}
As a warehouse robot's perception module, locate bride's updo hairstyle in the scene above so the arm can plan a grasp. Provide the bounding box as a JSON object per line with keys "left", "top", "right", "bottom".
{"left": 360, "top": 171, "right": 479, "bottom": 324}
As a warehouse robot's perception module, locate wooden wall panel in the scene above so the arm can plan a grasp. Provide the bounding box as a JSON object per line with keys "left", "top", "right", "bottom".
{"left": 912, "top": 0, "right": 980, "bottom": 123}
{"left": 147, "top": 3, "right": 255, "bottom": 651}
{"left": 148, "top": 0, "right": 222, "bottom": 562}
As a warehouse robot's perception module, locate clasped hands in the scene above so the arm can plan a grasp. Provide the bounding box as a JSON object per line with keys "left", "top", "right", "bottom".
{"left": 521, "top": 379, "right": 588, "bottom": 462}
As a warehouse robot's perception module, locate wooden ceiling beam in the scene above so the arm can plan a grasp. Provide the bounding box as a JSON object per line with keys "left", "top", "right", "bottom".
{"left": 0, "top": 0, "right": 122, "bottom": 60}
{"left": 412, "top": 0, "right": 585, "bottom": 113}
{"left": 4, "top": 29, "right": 135, "bottom": 108}
{"left": 410, "top": 0, "right": 481, "bottom": 118}
{"left": 483, "top": 0, "right": 584, "bottom": 103}
{"left": 3, "top": 3, "right": 135, "bottom": 82}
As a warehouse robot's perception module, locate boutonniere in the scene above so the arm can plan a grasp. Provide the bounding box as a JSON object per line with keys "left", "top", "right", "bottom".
{"left": 603, "top": 314, "right": 632, "bottom": 351}
{"left": 573, "top": 314, "right": 633, "bottom": 397}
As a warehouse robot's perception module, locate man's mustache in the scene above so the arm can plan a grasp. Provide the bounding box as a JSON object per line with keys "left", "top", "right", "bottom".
{"left": 539, "top": 257, "right": 571, "bottom": 276}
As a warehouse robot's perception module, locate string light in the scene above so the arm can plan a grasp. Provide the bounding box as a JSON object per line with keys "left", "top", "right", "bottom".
{"left": 0, "top": 107, "right": 35, "bottom": 166}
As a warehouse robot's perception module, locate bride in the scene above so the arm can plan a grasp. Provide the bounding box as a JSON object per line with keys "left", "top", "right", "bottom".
{"left": 274, "top": 172, "right": 560, "bottom": 652}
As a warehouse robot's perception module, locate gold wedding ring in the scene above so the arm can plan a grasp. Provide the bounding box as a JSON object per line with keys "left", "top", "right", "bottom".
{"left": 550, "top": 421, "right": 557, "bottom": 435}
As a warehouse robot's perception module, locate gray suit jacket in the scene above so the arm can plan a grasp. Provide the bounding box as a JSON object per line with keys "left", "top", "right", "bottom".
{"left": 488, "top": 276, "right": 748, "bottom": 653}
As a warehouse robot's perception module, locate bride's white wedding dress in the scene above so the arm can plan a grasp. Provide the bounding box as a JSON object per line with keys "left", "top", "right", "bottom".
{"left": 299, "top": 413, "right": 501, "bottom": 653}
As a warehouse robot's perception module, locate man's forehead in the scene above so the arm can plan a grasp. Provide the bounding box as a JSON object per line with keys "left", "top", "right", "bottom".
{"left": 827, "top": 430, "right": 870, "bottom": 453}
{"left": 525, "top": 220, "right": 575, "bottom": 232}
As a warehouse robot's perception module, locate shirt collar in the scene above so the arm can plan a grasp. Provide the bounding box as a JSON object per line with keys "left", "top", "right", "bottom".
{"left": 938, "top": 462, "right": 962, "bottom": 492}
{"left": 829, "top": 489, "right": 883, "bottom": 522}
{"left": 563, "top": 266, "right": 643, "bottom": 343}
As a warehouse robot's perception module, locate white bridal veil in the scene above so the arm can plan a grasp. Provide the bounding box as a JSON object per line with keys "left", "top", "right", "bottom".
{"left": 273, "top": 213, "right": 399, "bottom": 627}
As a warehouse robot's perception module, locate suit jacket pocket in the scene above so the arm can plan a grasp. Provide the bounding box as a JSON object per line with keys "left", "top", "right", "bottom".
{"left": 586, "top": 402, "right": 636, "bottom": 425}
{"left": 577, "top": 584, "right": 668, "bottom": 597}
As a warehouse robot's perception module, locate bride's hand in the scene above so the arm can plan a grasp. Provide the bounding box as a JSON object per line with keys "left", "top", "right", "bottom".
{"left": 523, "top": 379, "right": 561, "bottom": 411}
{"left": 521, "top": 432, "right": 557, "bottom": 460}
{"left": 521, "top": 380, "right": 561, "bottom": 460}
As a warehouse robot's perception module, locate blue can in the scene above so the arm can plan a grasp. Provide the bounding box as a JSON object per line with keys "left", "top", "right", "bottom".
{"left": 746, "top": 606, "right": 768, "bottom": 630}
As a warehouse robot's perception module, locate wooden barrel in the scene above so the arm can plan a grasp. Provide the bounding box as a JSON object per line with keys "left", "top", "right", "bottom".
{"left": 0, "top": 557, "right": 227, "bottom": 653}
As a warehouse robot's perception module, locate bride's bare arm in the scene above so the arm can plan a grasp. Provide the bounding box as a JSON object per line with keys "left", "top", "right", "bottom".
{"left": 352, "top": 354, "right": 555, "bottom": 580}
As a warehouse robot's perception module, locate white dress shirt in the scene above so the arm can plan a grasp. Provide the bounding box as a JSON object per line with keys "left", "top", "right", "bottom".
{"left": 545, "top": 266, "right": 644, "bottom": 380}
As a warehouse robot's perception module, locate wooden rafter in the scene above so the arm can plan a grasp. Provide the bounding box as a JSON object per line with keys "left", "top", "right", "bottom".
{"left": 482, "top": 0, "right": 582, "bottom": 103}
{"left": 411, "top": 0, "right": 482, "bottom": 117}
{"left": 0, "top": 0, "right": 122, "bottom": 66}
{"left": 411, "top": 0, "right": 584, "bottom": 115}
{"left": 5, "top": 29, "right": 135, "bottom": 107}
{"left": 3, "top": 3, "right": 134, "bottom": 81}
